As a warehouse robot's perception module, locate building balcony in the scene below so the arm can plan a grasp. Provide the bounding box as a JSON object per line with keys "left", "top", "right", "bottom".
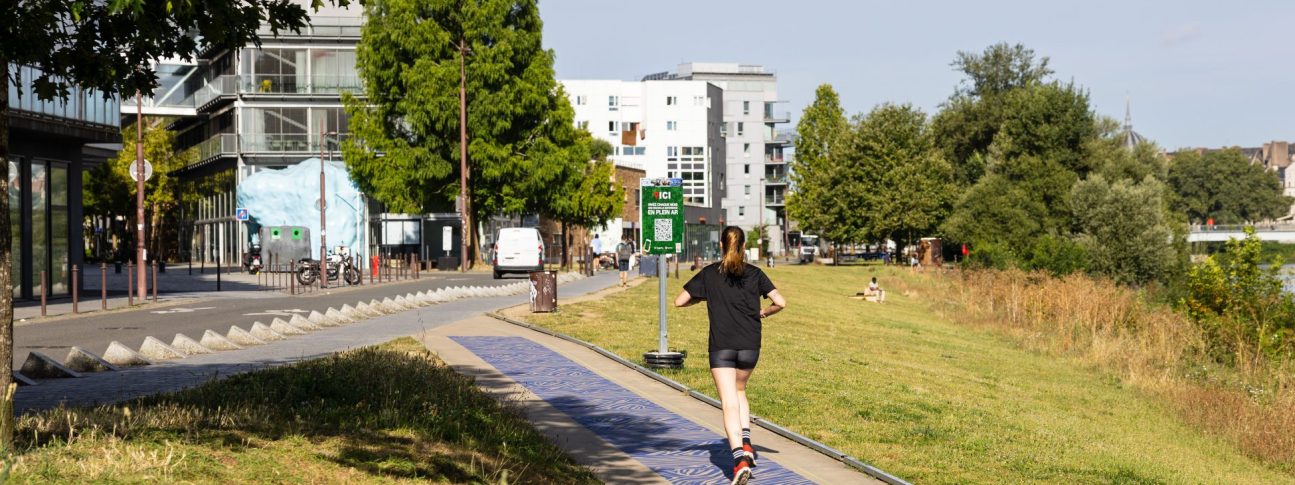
{"left": 764, "top": 173, "right": 788, "bottom": 185}
{"left": 255, "top": 16, "right": 362, "bottom": 39}
{"left": 195, "top": 133, "right": 239, "bottom": 163}
{"left": 764, "top": 132, "right": 794, "bottom": 146}
{"left": 763, "top": 111, "right": 790, "bottom": 124}
{"left": 765, "top": 193, "right": 786, "bottom": 206}
{"left": 241, "top": 133, "right": 351, "bottom": 154}
{"left": 194, "top": 74, "right": 237, "bottom": 110}
{"left": 764, "top": 154, "right": 787, "bottom": 164}
{"left": 239, "top": 74, "right": 364, "bottom": 96}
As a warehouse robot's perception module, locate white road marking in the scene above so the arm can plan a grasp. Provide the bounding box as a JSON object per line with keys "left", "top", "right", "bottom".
{"left": 150, "top": 307, "right": 216, "bottom": 315}
{"left": 243, "top": 309, "right": 311, "bottom": 317}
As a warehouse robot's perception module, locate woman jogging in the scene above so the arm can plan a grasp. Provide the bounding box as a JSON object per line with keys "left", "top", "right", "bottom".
{"left": 675, "top": 226, "right": 786, "bottom": 485}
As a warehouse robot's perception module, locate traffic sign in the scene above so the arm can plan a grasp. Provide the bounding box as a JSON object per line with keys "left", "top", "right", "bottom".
{"left": 641, "top": 181, "right": 683, "bottom": 255}
{"left": 235, "top": 208, "right": 250, "bottom": 221}
{"left": 129, "top": 159, "right": 153, "bottom": 182}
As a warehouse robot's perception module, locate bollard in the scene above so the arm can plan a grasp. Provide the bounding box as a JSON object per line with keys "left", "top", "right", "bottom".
{"left": 414, "top": 254, "right": 419, "bottom": 279}
{"left": 71, "top": 264, "right": 79, "bottom": 314}
{"left": 369, "top": 255, "right": 374, "bottom": 285}
{"left": 289, "top": 260, "right": 295, "bottom": 295}
{"left": 100, "top": 262, "right": 107, "bottom": 310}
{"left": 152, "top": 261, "right": 158, "bottom": 303}
{"left": 39, "top": 271, "right": 46, "bottom": 317}
{"left": 127, "top": 262, "right": 134, "bottom": 306}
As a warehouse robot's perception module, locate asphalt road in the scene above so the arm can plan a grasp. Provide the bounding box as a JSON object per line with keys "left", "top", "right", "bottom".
{"left": 14, "top": 271, "right": 537, "bottom": 368}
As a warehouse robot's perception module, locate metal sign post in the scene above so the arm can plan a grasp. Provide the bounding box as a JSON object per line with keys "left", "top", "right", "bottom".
{"left": 640, "top": 177, "right": 685, "bottom": 369}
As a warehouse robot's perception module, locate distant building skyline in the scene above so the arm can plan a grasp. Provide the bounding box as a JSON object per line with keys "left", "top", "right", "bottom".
{"left": 540, "top": 0, "right": 1295, "bottom": 151}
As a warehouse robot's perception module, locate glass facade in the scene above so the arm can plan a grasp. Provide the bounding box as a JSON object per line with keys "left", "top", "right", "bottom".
{"left": 241, "top": 106, "right": 350, "bottom": 152}
{"left": 238, "top": 48, "right": 360, "bottom": 94}
{"left": 7, "top": 64, "right": 120, "bottom": 125}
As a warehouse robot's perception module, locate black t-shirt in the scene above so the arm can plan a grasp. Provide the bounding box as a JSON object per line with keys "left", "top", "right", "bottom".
{"left": 683, "top": 263, "right": 776, "bottom": 351}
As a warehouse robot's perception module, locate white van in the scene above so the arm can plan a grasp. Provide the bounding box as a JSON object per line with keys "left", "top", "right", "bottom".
{"left": 492, "top": 227, "right": 544, "bottom": 279}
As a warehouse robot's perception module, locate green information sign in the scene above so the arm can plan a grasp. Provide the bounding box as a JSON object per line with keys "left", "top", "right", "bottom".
{"left": 641, "top": 184, "right": 684, "bottom": 255}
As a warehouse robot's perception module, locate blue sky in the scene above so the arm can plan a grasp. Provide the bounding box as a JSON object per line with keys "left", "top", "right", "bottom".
{"left": 541, "top": 1, "right": 1294, "bottom": 150}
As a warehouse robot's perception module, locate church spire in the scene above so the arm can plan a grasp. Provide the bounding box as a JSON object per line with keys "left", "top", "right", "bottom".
{"left": 1124, "top": 96, "right": 1132, "bottom": 131}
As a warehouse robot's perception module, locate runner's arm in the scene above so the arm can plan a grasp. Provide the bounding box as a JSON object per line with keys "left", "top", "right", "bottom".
{"left": 760, "top": 289, "right": 786, "bottom": 318}
{"left": 675, "top": 289, "right": 701, "bottom": 307}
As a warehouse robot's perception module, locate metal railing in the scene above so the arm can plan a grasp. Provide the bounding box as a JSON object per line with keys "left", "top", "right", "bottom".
{"left": 240, "top": 133, "right": 351, "bottom": 153}
{"left": 256, "top": 16, "right": 363, "bottom": 38}
{"left": 764, "top": 173, "right": 789, "bottom": 184}
{"left": 194, "top": 74, "right": 237, "bottom": 107}
{"left": 239, "top": 74, "right": 363, "bottom": 95}
{"left": 764, "top": 154, "right": 787, "bottom": 164}
{"left": 196, "top": 133, "right": 239, "bottom": 161}
{"left": 765, "top": 193, "right": 786, "bottom": 205}
{"left": 763, "top": 111, "right": 790, "bottom": 123}
{"left": 1189, "top": 223, "right": 1295, "bottom": 233}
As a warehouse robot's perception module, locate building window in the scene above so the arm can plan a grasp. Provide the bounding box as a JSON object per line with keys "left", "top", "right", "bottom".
{"left": 666, "top": 96, "right": 677, "bottom": 105}
{"left": 743, "top": 143, "right": 750, "bottom": 156}
{"left": 575, "top": 95, "right": 586, "bottom": 105}
{"left": 578, "top": 120, "right": 589, "bottom": 130}
{"left": 666, "top": 146, "right": 708, "bottom": 206}
{"left": 608, "top": 95, "right": 619, "bottom": 110}
{"left": 744, "top": 164, "right": 750, "bottom": 174}
{"left": 743, "top": 101, "right": 750, "bottom": 115}
{"left": 694, "top": 96, "right": 705, "bottom": 106}
{"left": 666, "top": 121, "right": 677, "bottom": 131}
{"left": 609, "top": 121, "right": 616, "bottom": 133}
{"left": 738, "top": 206, "right": 746, "bottom": 217}
{"left": 744, "top": 185, "right": 750, "bottom": 195}
{"left": 737, "top": 122, "right": 744, "bottom": 136}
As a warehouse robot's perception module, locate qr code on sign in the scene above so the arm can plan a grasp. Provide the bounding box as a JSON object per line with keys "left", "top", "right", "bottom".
{"left": 654, "top": 218, "right": 673, "bottom": 242}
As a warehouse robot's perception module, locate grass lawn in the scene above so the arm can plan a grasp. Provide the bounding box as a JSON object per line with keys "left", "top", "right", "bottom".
{"left": 528, "top": 263, "right": 1292, "bottom": 484}
{"left": 8, "top": 337, "right": 597, "bottom": 484}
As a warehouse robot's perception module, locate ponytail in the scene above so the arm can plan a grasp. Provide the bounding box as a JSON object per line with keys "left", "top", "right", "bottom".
{"left": 719, "top": 226, "right": 746, "bottom": 277}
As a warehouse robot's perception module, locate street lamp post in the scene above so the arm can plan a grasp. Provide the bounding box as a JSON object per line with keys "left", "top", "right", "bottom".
{"left": 319, "top": 125, "right": 339, "bottom": 288}
{"left": 134, "top": 92, "right": 146, "bottom": 300}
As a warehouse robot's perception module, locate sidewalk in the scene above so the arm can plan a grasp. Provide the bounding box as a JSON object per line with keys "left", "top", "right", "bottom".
{"left": 418, "top": 315, "right": 882, "bottom": 484}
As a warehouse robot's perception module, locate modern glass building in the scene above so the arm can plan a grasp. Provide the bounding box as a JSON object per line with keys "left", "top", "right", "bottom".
{"left": 7, "top": 64, "right": 121, "bottom": 298}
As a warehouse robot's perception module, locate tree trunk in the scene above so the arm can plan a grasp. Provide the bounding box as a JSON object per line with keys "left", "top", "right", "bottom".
{"left": 561, "top": 221, "right": 569, "bottom": 271}
{"left": 0, "top": 59, "right": 16, "bottom": 451}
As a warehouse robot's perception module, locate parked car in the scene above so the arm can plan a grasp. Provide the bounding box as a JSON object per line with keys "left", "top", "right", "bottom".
{"left": 492, "top": 227, "right": 544, "bottom": 279}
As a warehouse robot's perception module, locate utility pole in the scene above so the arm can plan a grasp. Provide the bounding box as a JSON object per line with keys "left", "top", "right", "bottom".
{"left": 135, "top": 92, "right": 146, "bottom": 300}
{"left": 458, "top": 38, "right": 470, "bottom": 272}
{"left": 319, "top": 122, "right": 328, "bottom": 287}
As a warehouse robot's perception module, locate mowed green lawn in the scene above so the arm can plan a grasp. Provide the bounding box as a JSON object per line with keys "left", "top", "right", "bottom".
{"left": 530, "top": 264, "right": 1291, "bottom": 484}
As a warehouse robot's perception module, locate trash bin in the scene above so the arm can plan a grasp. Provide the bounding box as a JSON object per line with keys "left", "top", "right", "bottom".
{"left": 529, "top": 270, "right": 557, "bottom": 312}
{"left": 437, "top": 256, "right": 459, "bottom": 271}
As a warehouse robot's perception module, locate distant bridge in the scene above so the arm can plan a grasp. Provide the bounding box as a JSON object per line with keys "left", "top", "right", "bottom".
{"left": 1187, "top": 224, "right": 1295, "bottom": 243}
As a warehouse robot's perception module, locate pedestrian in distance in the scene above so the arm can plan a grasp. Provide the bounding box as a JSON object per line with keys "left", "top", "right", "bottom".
{"left": 675, "top": 226, "right": 787, "bottom": 485}
{"left": 591, "top": 234, "right": 603, "bottom": 273}
{"left": 616, "top": 235, "right": 634, "bottom": 287}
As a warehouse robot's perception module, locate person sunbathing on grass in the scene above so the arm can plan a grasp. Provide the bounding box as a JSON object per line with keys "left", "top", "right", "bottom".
{"left": 675, "top": 226, "right": 787, "bottom": 485}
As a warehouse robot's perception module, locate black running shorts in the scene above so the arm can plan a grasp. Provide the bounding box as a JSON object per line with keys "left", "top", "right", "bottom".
{"left": 709, "top": 349, "right": 760, "bottom": 370}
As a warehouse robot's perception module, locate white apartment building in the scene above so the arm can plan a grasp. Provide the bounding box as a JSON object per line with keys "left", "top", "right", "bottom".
{"left": 645, "top": 63, "right": 790, "bottom": 255}
{"left": 559, "top": 79, "right": 727, "bottom": 260}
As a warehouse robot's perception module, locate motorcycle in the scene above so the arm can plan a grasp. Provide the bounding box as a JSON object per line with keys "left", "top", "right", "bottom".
{"left": 244, "top": 243, "right": 263, "bottom": 275}
{"left": 297, "top": 246, "right": 362, "bottom": 286}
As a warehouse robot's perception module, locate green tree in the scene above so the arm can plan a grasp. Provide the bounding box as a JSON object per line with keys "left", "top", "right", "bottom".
{"left": 1167, "top": 148, "right": 1291, "bottom": 224}
{"left": 840, "top": 103, "right": 954, "bottom": 251}
{"left": 1, "top": 0, "right": 337, "bottom": 448}
{"left": 546, "top": 130, "right": 624, "bottom": 270}
{"left": 932, "top": 42, "right": 1054, "bottom": 186}
{"left": 1183, "top": 228, "right": 1295, "bottom": 361}
{"left": 788, "top": 84, "right": 851, "bottom": 246}
{"left": 1071, "top": 175, "right": 1176, "bottom": 285}
{"left": 89, "top": 120, "right": 195, "bottom": 261}
{"left": 343, "top": 0, "right": 574, "bottom": 267}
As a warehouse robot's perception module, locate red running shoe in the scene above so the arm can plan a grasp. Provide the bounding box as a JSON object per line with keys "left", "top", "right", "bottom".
{"left": 732, "top": 455, "right": 754, "bottom": 485}
{"left": 743, "top": 443, "right": 759, "bottom": 467}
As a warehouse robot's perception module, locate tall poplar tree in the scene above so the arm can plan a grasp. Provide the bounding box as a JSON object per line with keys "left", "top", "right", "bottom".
{"left": 343, "top": 0, "right": 576, "bottom": 266}
{"left": 787, "top": 84, "right": 849, "bottom": 243}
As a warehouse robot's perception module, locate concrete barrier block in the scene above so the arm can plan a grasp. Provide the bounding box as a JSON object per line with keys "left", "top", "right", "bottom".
{"left": 201, "top": 329, "right": 244, "bottom": 351}
{"left": 21, "top": 352, "right": 84, "bottom": 379}
{"left": 250, "top": 322, "right": 286, "bottom": 341}
{"left": 64, "top": 346, "right": 119, "bottom": 373}
{"left": 12, "top": 372, "right": 37, "bottom": 386}
{"left": 290, "top": 313, "right": 321, "bottom": 330}
{"left": 340, "top": 304, "right": 360, "bottom": 319}
{"left": 372, "top": 298, "right": 392, "bottom": 314}
{"left": 326, "top": 307, "right": 353, "bottom": 325}
{"left": 393, "top": 295, "right": 412, "bottom": 309}
{"left": 171, "top": 333, "right": 213, "bottom": 355}
{"left": 139, "top": 336, "right": 186, "bottom": 360}
{"left": 227, "top": 326, "right": 267, "bottom": 346}
{"left": 381, "top": 297, "right": 401, "bottom": 312}
{"left": 103, "top": 341, "right": 152, "bottom": 367}
{"left": 308, "top": 310, "right": 342, "bottom": 327}
{"left": 270, "top": 317, "right": 306, "bottom": 336}
{"left": 357, "top": 300, "right": 381, "bottom": 317}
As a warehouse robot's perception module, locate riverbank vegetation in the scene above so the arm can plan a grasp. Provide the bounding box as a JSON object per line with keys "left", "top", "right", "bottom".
{"left": 528, "top": 265, "right": 1291, "bottom": 483}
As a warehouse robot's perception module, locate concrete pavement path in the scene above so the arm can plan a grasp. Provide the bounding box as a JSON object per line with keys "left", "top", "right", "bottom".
{"left": 419, "top": 315, "right": 883, "bottom": 485}
{"left": 15, "top": 271, "right": 614, "bottom": 413}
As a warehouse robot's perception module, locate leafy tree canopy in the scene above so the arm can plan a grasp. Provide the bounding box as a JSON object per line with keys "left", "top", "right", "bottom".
{"left": 787, "top": 84, "right": 849, "bottom": 241}
{"left": 1167, "top": 148, "right": 1292, "bottom": 224}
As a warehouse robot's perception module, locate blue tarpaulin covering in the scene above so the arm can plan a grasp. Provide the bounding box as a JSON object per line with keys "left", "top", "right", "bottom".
{"left": 236, "top": 160, "right": 366, "bottom": 261}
